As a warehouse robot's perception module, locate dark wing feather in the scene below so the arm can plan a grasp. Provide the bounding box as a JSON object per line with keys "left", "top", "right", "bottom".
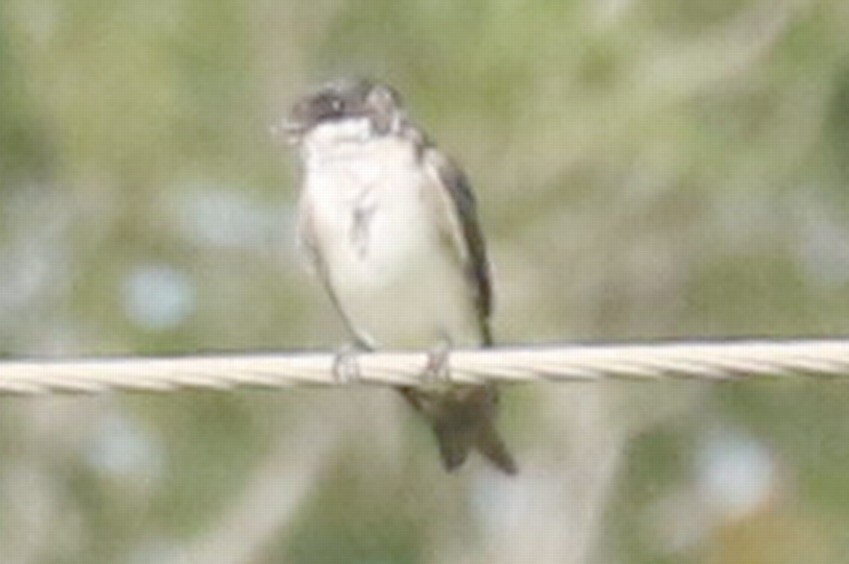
{"left": 422, "top": 146, "right": 494, "bottom": 346}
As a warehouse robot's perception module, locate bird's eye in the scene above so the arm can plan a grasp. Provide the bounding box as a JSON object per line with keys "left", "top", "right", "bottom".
{"left": 330, "top": 98, "right": 343, "bottom": 112}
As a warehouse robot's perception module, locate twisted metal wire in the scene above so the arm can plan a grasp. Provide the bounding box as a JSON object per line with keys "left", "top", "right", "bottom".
{"left": 1, "top": 339, "right": 849, "bottom": 396}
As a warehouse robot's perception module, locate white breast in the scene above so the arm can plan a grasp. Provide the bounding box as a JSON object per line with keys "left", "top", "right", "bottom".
{"left": 300, "top": 127, "right": 479, "bottom": 348}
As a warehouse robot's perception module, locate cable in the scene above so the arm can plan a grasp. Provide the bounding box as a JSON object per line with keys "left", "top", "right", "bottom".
{"left": 1, "top": 339, "right": 848, "bottom": 396}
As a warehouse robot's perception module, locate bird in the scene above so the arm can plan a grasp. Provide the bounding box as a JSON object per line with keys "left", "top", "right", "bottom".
{"left": 284, "top": 77, "right": 516, "bottom": 475}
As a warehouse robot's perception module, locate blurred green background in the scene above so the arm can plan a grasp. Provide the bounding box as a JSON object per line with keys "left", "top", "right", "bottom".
{"left": 3, "top": 0, "right": 849, "bottom": 562}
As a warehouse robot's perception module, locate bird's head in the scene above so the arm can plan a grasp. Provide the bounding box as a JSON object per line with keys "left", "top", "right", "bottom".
{"left": 283, "top": 78, "right": 406, "bottom": 145}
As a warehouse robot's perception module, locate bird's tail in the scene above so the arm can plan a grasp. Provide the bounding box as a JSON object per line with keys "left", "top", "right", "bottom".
{"left": 398, "top": 385, "right": 517, "bottom": 475}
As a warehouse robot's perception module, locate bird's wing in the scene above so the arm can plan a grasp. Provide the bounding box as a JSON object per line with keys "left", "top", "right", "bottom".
{"left": 421, "top": 145, "right": 494, "bottom": 346}
{"left": 296, "top": 196, "right": 322, "bottom": 276}
{"left": 297, "top": 196, "right": 374, "bottom": 348}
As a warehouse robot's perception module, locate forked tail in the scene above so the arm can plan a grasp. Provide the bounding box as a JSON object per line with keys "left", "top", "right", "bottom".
{"left": 399, "top": 385, "right": 517, "bottom": 475}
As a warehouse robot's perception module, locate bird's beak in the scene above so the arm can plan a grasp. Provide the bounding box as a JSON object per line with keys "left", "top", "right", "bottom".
{"left": 270, "top": 118, "right": 305, "bottom": 145}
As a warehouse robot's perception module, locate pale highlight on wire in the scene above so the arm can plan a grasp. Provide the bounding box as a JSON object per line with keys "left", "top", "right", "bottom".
{"left": 1, "top": 339, "right": 848, "bottom": 396}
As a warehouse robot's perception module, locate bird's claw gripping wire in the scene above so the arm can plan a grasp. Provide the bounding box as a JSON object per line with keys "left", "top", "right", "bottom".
{"left": 424, "top": 341, "right": 452, "bottom": 385}
{"left": 332, "top": 345, "right": 363, "bottom": 383}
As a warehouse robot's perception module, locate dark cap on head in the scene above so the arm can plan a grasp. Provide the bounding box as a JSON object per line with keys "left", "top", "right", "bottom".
{"left": 286, "top": 78, "right": 405, "bottom": 138}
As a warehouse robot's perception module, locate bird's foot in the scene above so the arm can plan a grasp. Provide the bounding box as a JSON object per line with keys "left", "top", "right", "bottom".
{"left": 423, "top": 341, "right": 452, "bottom": 385}
{"left": 332, "top": 344, "right": 364, "bottom": 383}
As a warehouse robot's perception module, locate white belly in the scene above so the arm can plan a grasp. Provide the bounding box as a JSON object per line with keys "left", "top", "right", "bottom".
{"left": 302, "top": 136, "right": 480, "bottom": 348}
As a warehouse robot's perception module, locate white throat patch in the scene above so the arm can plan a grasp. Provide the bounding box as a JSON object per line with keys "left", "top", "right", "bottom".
{"left": 303, "top": 117, "right": 374, "bottom": 157}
